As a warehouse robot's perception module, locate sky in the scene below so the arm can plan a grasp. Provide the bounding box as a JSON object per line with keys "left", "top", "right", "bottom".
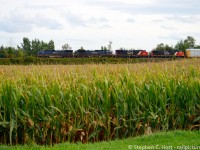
{"left": 0, "top": 0, "right": 200, "bottom": 51}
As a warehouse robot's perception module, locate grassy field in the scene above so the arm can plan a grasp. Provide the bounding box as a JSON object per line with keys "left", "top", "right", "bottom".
{"left": 1, "top": 131, "right": 200, "bottom": 150}
{"left": 0, "top": 58, "right": 200, "bottom": 145}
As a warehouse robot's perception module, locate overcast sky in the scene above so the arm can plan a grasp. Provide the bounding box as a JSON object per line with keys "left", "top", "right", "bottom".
{"left": 0, "top": 0, "right": 200, "bottom": 51}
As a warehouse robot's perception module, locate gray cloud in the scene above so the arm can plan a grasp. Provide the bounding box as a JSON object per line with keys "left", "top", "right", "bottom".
{"left": 0, "top": 21, "right": 32, "bottom": 33}
{"left": 98, "top": 24, "right": 111, "bottom": 29}
{"left": 126, "top": 18, "right": 135, "bottom": 23}
{"left": 0, "top": 11, "right": 62, "bottom": 33}
{"left": 34, "top": 14, "right": 63, "bottom": 29}
{"left": 152, "top": 19, "right": 164, "bottom": 23}
{"left": 64, "top": 12, "right": 110, "bottom": 28}
{"left": 87, "top": 17, "right": 110, "bottom": 28}
{"left": 87, "top": 0, "right": 200, "bottom": 15}
{"left": 87, "top": 17, "right": 108, "bottom": 24}
{"left": 161, "top": 25, "right": 176, "bottom": 31}
{"left": 64, "top": 12, "right": 87, "bottom": 27}
{"left": 24, "top": 3, "right": 65, "bottom": 10}
{"left": 166, "top": 15, "right": 200, "bottom": 23}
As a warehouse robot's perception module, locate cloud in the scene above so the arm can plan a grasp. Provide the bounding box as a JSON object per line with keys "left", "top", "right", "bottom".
{"left": 0, "top": 0, "right": 200, "bottom": 51}
{"left": 23, "top": 3, "right": 65, "bottom": 10}
{"left": 152, "top": 19, "right": 164, "bottom": 23}
{"left": 166, "top": 15, "right": 200, "bottom": 23}
{"left": 161, "top": 25, "right": 176, "bottom": 31}
{"left": 0, "top": 11, "right": 62, "bottom": 33}
{"left": 159, "top": 32, "right": 200, "bottom": 42}
{"left": 98, "top": 24, "right": 111, "bottom": 29}
{"left": 159, "top": 34, "right": 181, "bottom": 42}
{"left": 63, "top": 12, "right": 110, "bottom": 28}
{"left": 86, "top": 17, "right": 109, "bottom": 28}
{"left": 64, "top": 12, "right": 87, "bottom": 27}
{"left": 87, "top": 0, "right": 200, "bottom": 15}
{"left": 126, "top": 18, "right": 135, "bottom": 23}
{"left": 87, "top": 0, "right": 154, "bottom": 14}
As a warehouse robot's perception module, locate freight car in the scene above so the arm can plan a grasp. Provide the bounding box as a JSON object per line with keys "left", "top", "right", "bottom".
{"left": 74, "top": 50, "right": 113, "bottom": 57}
{"left": 150, "top": 50, "right": 184, "bottom": 58}
{"left": 115, "top": 50, "right": 149, "bottom": 58}
{"left": 186, "top": 49, "right": 200, "bottom": 57}
{"left": 37, "top": 50, "right": 73, "bottom": 57}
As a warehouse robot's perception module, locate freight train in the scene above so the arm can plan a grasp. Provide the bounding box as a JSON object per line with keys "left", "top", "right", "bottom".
{"left": 37, "top": 49, "right": 200, "bottom": 58}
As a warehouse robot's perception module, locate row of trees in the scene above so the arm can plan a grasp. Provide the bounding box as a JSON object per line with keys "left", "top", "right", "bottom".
{"left": 0, "top": 36, "right": 199, "bottom": 58}
{"left": 0, "top": 46, "right": 24, "bottom": 58}
{"left": 19, "top": 37, "right": 55, "bottom": 55}
{"left": 155, "top": 36, "right": 200, "bottom": 52}
{"left": 0, "top": 37, "right": 55, "bottom": 58}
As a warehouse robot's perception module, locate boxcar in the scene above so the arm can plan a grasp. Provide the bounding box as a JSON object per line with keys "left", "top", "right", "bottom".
{"left": 186, "top": 49, "right": 200, "bottom": 57}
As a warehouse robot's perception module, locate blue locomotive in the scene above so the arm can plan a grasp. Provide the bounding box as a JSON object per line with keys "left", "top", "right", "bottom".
{"left": 37, "top": 50, "right": 73, "bottom": 57}
{"left": 74, "top": 50, "right": 113, "bottom": 57}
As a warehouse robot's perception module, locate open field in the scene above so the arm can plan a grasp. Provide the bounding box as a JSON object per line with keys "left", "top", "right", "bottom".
{"left": 0, "top": 59, "right": 200, "bottom": 145}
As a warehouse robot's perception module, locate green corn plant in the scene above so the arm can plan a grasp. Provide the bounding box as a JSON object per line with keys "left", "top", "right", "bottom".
{"left": 0, "top": 59, "right": 200, "bottom": 145}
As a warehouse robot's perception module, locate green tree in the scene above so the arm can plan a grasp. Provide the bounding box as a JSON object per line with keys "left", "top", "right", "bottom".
{"left": 101, "top": 46, "right": 107, "bottom": 50}
{"left": 174, "top": 40, "right": 187, "bottom": 52}
{"left": 0, "top": 49, "right": 7, "bottom": 58}
{"left": 184, "top": 36, "right": 195, "bottom": 48}
{"left": 48, "top": 40, "right": 55, "bottom": 50}
{"left": 0, "top": 45, "right": 4, "bottom": 50}
{"left": 31, "top": 39, "right": 41, "bottom": 55}
{"left": 5, "top": 47, "right": 16, "bottom": 58}
{"left": 195, "top": 45, "right": 200, "bottom": 48}
{"left": 107, "top": 41, "right": 112, "bottom": 50}
{"left": 175, "top": 36, "right": 196, "bottom": 52}
{"left": 118, "top": 47, "right": 126, "bottom": 50}
{"left": 62, "top": 43, "right": 72, "bottom": 50}
{"left": 78, "top": 46, "right": 85, "bottom": 50}
{"left": 41, "top": 41, "right": 49, "bottom": 50}
{"left": 16, "top": 49, "right": 25, "bottom": 58}
{"left": 19, "top": 37, "right": 55, "bottom": 56}
{"left": 21, "top": 37, "right": 31, "bottom": 55}
{"left": 155, "top": 43, "right": 173, "bottom": 51}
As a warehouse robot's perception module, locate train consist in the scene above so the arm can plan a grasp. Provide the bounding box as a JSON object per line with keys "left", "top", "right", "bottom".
{"left": 37, "top": 49, "right": 200, "bottom": 58}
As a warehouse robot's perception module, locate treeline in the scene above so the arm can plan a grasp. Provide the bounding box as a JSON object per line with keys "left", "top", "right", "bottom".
{"left": 155, "top": 36, "right": 200, "bottom": 52}
{"left": 0, "top": 37, "right": 54, "bottom": 58}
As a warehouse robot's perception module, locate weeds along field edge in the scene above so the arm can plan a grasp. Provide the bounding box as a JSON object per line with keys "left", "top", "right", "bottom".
{"left": 0, "top": 59, "right": 200, "bottom": 145}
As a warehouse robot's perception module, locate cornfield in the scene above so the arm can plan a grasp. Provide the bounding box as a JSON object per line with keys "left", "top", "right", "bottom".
{"left": 0, "top": 59, "right": 200, "bottom": 145}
